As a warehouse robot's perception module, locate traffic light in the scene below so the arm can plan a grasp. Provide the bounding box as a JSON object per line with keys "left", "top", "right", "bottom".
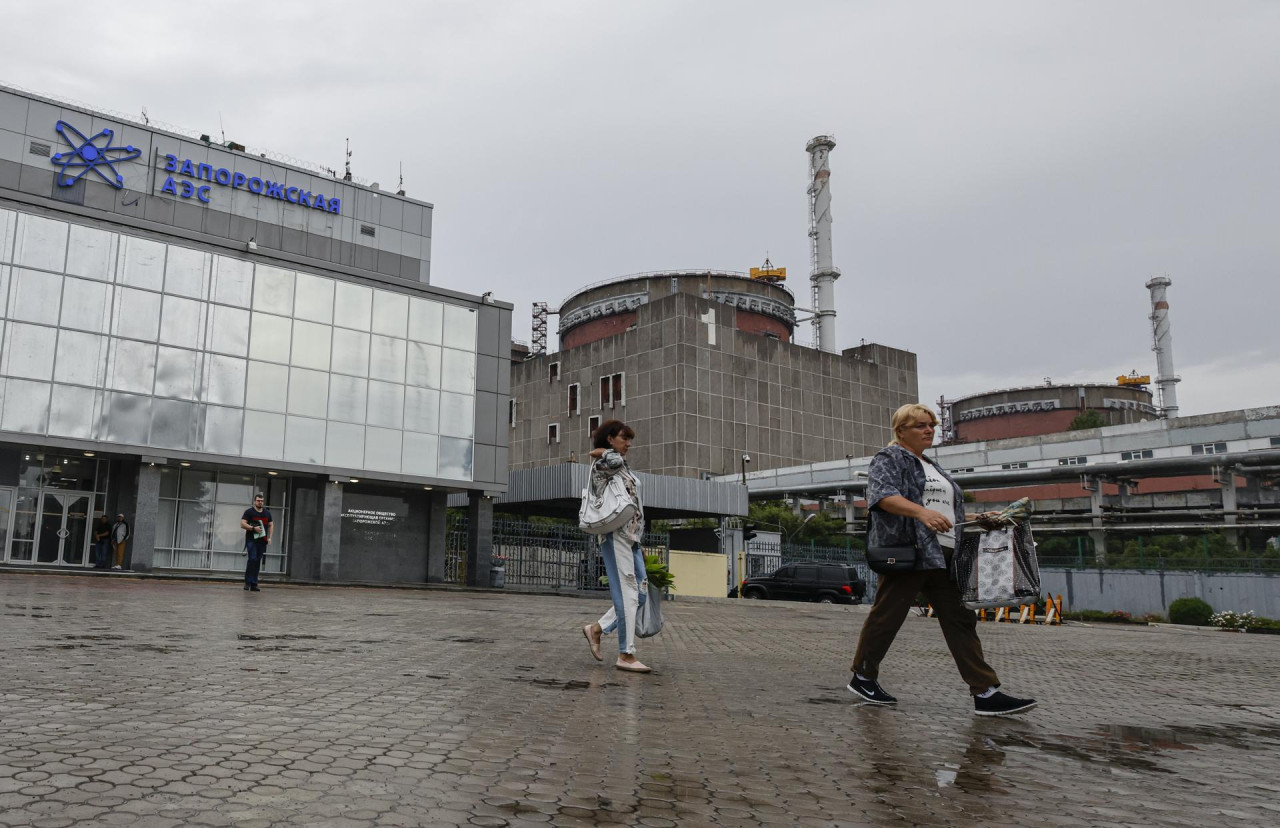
{"left": 743, "top": 523, "right": 758, "bottom": 542}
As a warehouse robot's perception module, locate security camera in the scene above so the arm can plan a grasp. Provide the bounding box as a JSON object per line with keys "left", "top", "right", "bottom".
{"left": 742, "top": 454, "right": 751, "bottom": 464}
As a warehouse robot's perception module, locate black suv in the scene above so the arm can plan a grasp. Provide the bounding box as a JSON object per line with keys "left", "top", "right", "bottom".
{"left": 740, "top": 562, "right": 866, "bottom": 604}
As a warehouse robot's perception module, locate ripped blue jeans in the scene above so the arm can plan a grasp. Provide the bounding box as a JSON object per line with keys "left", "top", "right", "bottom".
{"left": 596, "top": 533, "right": 647, "bottom": 655}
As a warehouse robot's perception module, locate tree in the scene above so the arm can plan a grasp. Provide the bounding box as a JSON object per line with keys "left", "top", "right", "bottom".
{"left": 1068, "top": 409, "right": 1106, "bottom": 431}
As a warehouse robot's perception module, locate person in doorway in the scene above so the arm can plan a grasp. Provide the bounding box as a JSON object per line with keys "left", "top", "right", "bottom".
{"left": 239, "top": 493, "right": 273, "bottom": 592}
{"left": 92, "top": 513, "right": 111, "bottom": 569}
{"left": 580, "top": 419, "right": 652, "bottom": 673}
{"left": 849, "top": 403, "right": 1037, "bottom": 716}
{"left": 110, "top": 513, "right": 131, "bottom": 570}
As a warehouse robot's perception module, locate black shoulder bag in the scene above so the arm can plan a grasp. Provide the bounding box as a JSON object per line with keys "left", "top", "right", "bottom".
{"left": 865, "top": 544, "right": 917, "bottom": 574}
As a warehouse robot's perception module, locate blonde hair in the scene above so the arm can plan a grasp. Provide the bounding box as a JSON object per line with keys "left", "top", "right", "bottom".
{"left": 889, "top": 404, "right": 938, "bottom": 446}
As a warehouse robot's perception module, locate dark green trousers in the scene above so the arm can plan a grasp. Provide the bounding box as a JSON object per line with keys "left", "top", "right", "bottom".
{"left": 852, "top": 564, "right": 1000, "bottom": 695}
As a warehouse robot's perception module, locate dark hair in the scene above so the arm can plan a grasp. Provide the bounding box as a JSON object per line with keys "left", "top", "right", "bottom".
{"left": 592, "top": 419, "right": 635, "bottom": 450}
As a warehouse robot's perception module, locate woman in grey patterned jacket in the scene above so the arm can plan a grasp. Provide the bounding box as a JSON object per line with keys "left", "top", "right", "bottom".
{"left": 847, "top": 403, "right": 1037, "bottom": 716}
{"left": 581, "top": 419, "right": 652, "bottom": 673}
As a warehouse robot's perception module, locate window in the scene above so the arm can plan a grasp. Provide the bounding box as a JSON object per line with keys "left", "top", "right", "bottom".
{"left": 548, "top": 362, "right": 560, "bottom": 382}
{"left": 951, "top": 467, "right": 975, "bottom": 474}
{"left": 509, "top": 399, "right": 517, "bottom": 428}
{"left": 1001, "top": 462, "right": 1029, "bottom": 470}
{"left": 1271, "top": 437, "right": 1280, "bottom": 448}
{"left": 1057, "top": 456, "right": 1088, "bottom": 466}
{"left": 588, "top": 415, "right": 601, "bottom": 436}
{"left": 600, "top": 372, "right": 625, "bottom": 408}
{"left": 1191, "top": 442, "right": 1229, "bottom": 455}
{"left": 1120, "top": 449, "right": 1154, "bottom": 461}
{"left": 547, "top": 423, "right": 560, "bottom": 444}
{"left": 567, "top": 383, "right": 580, "bottom": 416}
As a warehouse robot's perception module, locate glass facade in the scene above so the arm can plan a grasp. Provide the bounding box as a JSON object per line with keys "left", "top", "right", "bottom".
{"left": 0, "top": 207, "right": 477, "bottom": 480}
{"left": 154, "top": 467, "right": 288, "bottom": 574}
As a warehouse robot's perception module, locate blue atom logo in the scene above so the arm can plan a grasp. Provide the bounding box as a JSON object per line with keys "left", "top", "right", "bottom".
{"left": 50, "top": 120, "right": 141, "bottom": 189}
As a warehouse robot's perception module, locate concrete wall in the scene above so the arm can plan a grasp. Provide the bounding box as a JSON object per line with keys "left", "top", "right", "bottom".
{"left": 668, "top": 549, "right": 728, "bottom": 598}
{"left": 511, "top": 291, "right": 918, "bottom": 477}
{"left": 1043, "top": 568, "right": 1280, "bottom": 618}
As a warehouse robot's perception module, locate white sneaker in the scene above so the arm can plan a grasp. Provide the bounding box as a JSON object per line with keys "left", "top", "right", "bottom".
{"left": 111, "top": 565, "right": 122, "bottom": 570}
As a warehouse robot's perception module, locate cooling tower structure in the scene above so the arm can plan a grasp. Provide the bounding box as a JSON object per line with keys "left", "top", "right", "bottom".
{"left": 1145, "top": 276, "right": 1180, "bottom": 418}
{"left": 806, "top": 135, "right": 841, "bottom": 353}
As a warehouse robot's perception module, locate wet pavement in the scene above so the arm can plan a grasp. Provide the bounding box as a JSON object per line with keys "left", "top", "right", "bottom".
{"left": 1, "top": 574, "right": 1278, "bottom": 826}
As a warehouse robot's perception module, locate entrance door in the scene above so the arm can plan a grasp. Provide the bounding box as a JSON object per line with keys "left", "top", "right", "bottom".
{"left": 35, "top": 492, "right": 93, "bottom": 566}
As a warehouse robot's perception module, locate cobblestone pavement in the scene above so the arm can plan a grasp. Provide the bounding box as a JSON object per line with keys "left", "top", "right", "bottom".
{"left": 1, "top": 575, "right": 1278, "bottom": 827}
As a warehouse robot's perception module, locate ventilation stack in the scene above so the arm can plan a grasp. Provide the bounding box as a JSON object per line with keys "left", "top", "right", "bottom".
{"left": 806, "top": 136, "right": 841, "bottom": 353}
{"left": 1145, "top": 277, "right": 1180, "bottom": 418}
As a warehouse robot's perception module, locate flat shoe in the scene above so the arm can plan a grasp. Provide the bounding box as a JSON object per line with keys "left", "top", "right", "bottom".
{"left": 582, "top": 625, "right": 602, "bottom": 661}
{"left": 615, "top": 659, "right": 651, "bottom": 673}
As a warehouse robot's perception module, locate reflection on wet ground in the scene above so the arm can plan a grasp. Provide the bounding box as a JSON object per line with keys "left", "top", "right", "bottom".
{"left": 1, "top": 574, "right": 1278, "bottom": 825}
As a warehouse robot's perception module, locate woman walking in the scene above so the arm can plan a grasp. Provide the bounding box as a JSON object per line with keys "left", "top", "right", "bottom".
{"left": 581, "top": 419, "right": 652, "bottom": 673}
{"left": 849, "top": 403, "right": 1036, "bottom": 716}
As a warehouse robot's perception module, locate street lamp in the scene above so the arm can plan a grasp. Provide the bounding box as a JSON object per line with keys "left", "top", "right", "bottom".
{"left": 740, "top": 453, "right": 751, "bottom": 487}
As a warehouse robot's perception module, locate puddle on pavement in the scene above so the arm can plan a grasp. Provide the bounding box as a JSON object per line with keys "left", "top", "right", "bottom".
{"left": 946, "top": 722, "right": 1280, "bottom": 783}
{"left": 237, "top": 633, "right": 324, "bottom": 640}
{"left": 503, "top": 676, "right": 590, "bottom": 691}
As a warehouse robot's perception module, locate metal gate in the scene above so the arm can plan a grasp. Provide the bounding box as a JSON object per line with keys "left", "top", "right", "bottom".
{"left": 447, "top": 518, "right": 669, "bottom": 591}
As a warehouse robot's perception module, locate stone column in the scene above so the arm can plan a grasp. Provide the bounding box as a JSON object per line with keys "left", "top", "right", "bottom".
{"left": 320, "top": 481, "right": 343, "bottom": 581}
{"left": 1083, "top": 475, "right": 1107, "bottom": 564}
{"left": 425, "top": 490, "right": 449, "bottom": 583}
{"left": 128, "top": 461, "right": 163, "bottom": 572}
{"left": 1220, "top": 468, "right": 1240, "bottom": 551}
{"left": 466, "top": 493, "right": 493, "bottom": 587}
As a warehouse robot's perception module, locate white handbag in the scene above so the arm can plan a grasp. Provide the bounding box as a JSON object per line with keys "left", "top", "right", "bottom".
{"left": 579, "top": 474, "right": 637, "bottom": 536}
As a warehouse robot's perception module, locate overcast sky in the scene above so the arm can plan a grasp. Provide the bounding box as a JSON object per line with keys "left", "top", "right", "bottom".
{"left": 4, "top": 0, "right": 1277, "bottom": 418}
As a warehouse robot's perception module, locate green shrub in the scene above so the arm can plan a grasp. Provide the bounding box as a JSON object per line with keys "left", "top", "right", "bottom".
{"left": 1168, "top": 597, "right": 1214, "bottom": 626}
{"left": 1063, "top": 609, "right": 1134, "bottom": 623}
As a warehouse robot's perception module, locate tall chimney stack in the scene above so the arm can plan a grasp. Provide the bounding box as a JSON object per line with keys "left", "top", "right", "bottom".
{"left": 1145, "top": 276, "right": 1180, "bottom": 418}
{"left": 806, "top": 135, "right": 840, "bottom": 353}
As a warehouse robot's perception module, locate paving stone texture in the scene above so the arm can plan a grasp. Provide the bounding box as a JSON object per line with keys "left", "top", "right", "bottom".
{"left": 1, "top": 574, "right": 1278, "bottom": 827}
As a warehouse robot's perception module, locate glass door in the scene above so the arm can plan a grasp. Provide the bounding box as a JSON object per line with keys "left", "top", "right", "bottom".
{"left": 35, "top": 491, "right": 93, "bottom": 566}
{"left": 0, "top": 488, "right": 13, "bottom": 562}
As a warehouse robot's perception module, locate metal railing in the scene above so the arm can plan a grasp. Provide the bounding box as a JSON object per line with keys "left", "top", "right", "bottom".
{"left": 446, "top": 518, "right": 669, "bottom": 591}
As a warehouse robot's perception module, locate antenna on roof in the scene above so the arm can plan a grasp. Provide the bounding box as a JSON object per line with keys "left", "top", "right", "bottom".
{"left": 343, "top": 139, "right": 352, "bottom": 182}
{"left": 219, "top": 112, "right": 226, "bottom": 144}
{"left": 140, "top": 107, "right": 149, "bottom": 126}
{"left": 397, "top": 162, "right": 405, "bottom": 196}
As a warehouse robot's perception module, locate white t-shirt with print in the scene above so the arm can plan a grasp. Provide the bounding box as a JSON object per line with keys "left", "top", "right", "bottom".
{"left": 921, "top": 460, "right": 957, "bottom": 549}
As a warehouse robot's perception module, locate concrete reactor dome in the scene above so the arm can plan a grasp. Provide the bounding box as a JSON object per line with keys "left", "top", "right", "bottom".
{"left": 944, "top": 382, "right": 1158, "bottom": 442}
{"left": 557, "top": 270, "right": 795, "bottom": 350}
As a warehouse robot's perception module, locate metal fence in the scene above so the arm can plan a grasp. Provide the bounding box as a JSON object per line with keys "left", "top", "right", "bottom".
{"left": 446, "top": 518, "right": 670, "bottom": 591}
{"left": 745, "top": 538, "right": 875, "bottom": 600}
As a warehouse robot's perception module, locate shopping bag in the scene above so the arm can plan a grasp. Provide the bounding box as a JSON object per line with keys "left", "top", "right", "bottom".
{"left": 635, "top": 583, "right": 665, "bottom": 638}
{"left": 953, "top": 523, "right": 1041, "bottom": 610}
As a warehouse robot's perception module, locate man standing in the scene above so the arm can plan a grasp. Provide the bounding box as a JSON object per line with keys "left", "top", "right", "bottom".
{"left": 110, "top": 513, "right": 131, "bottom": 570}
{"left": 92, "top": 514, "right": 111, "bottom": 569}
{"left": 239, "top": 493, "right": 273, "bottom": 592}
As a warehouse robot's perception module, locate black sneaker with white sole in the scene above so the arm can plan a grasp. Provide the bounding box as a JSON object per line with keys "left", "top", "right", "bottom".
{"left": 974, "top": 691, "right": 1036, "bottom": 716}
{"left": 847, "top": 675, "right": 897, "bottom": 705}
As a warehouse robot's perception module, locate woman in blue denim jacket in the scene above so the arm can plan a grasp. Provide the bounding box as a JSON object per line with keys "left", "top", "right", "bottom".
{"left": 580, "top": 419, "right": 652, "bottom": 673}
{"left": 848, "top": 404, "right": 1036, "bottom": 716}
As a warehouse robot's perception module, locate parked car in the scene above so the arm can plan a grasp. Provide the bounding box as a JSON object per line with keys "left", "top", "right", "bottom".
{"left": 739, "top": 562, "right": 866, "bottom": 604}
